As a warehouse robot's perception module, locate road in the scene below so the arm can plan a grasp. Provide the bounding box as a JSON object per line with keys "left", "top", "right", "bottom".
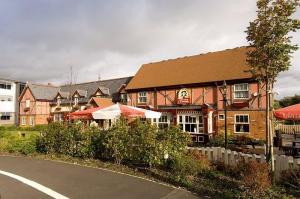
{"left": 0, "top": 156, "right": 200, "bottom": 199}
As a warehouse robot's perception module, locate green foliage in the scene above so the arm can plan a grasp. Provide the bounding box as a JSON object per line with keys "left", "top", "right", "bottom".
{"left": 246, "top": 0, "right": 300, "bottom": 84}
{"left": 0, "top": 124, "right": 48, "bottom": 132}
{"left": 165, "top": 150, "right": 211, "bottom": 181}
{"left": 37, "top": 122, "right": 70, "bottom": 154}
{"left": 0, "top": 131, "right": 38, "bottom": 155}
{"left": 104, "top": 118, "right": 130, "bottom": 165}
{"left": 278, "top": 94, "right": 300, "bottom": 108}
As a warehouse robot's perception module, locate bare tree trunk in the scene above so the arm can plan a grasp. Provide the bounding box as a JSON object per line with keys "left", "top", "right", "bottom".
{"left": 265, "top": 81, "right": 270, "bottom": 159}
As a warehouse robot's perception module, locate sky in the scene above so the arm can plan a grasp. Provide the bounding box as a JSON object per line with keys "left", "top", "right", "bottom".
{"left": 0, "top": 0, "right": 299, "bottom": 99}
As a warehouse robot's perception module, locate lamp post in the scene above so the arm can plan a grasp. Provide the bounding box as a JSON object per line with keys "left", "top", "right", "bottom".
{"left": 220, "top": 80, "right": 228, "bottom": 148}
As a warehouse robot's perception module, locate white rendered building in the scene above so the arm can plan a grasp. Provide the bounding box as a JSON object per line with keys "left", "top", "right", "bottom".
{"left": 0, "top": 78, "right": 25, "bottom": 125}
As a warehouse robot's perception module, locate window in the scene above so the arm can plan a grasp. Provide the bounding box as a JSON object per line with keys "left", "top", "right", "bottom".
{"left": 235, "top": 114, "right": 249, "bottom": 133}
{"left": 74, "top": 97, "right": 79, "bottom": 105}
{"left": 218, "top": 114, "right": 225, "bottom": 120}
{"left": 0, "top": 113, "right": 11, "bottom": 120}
{"left": 153, "top": 114, "right": 172, "bottom": 129}
{"left": 21, "top": 116, "right": 26, "bottom": 125}
{"left": 234, "top": 83, "right": 249, "bottom": 99}
{"left": 57, "top": 97, "right": 61, "bottom": 106}
{"left": 25, "top": 99, "right": 30, "bottom": 108}
{"left": 138, "top": 92, "right": 147, "bottom": 103}
{"left": 54, "top": 114, "right": 63, "bottom": 122}
{"left": 29, "top": 116, "right": 34, "bottom": 126}
{"left": 0, "top": 82, "right": 12, "bottom": 90}
{"left": 0, "top": 96, "right": 13, "bottom": 102}
{"left": 177, "top": 114, "right": 204, "bottom": 134}
{"left": 120, "top": 93, "right": 128, "bottom": 104}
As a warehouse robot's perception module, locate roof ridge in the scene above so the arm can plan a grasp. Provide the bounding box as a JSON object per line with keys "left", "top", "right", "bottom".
{"left": 60, "top": 76, "right": 133, "bottom": 87}
{"left": 146, "top": 46, "right": 248, "bottom": 65}
{"left": 29, "top": 83, "right": 59, "bottom": 88}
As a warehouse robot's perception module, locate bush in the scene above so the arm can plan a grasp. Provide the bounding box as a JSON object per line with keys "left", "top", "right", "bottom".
{"left": 280, "top": 168, "right": 300, "bottom": 197}
{"left": 37, "top": 122, "right": 70, "bottom": 154}
{"left": 0, "top": 132, "right": 38, "bottom": 155}
{"left": 166, "top": 151, "right": 209, "bottom": 180}
{"left": 238, "top": 161, "right": 271, "bottom": 198}
{"left": 129, "top": 119, "right": 160, "bottom": 167}
{"left": 104, "top": 119, "right": 130, "bottom": 165}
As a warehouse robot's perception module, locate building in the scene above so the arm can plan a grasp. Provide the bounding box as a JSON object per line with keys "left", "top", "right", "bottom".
{"left": 125, "top": 47, "right": 267, "bottom": 141}
{"left": 19, "top": 77, "right": 132, "bottom": 126}
{"left": 0, "top": 78, "right": 25, "bottom": 126}
{"left": 19, "top": 84, "right": 59, "bottom": 126}
{"left": 50, "top": 77, "right": 132, "bottom": 122}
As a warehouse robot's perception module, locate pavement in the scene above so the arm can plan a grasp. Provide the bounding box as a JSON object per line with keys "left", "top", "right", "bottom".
{"left": 0, "top": 156, "right": 201, "bottom": 199}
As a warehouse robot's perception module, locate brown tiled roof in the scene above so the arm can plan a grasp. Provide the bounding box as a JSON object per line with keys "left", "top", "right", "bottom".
{"left": 126, "top": 47, "right": 252, "bottom": 90}
{"left": 90, "top": 97, "right": 114, "bottom": 108}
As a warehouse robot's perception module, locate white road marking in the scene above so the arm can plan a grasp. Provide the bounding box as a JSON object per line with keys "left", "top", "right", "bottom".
{"left": 0, "top": 170, "right": 69, "bottom": 199}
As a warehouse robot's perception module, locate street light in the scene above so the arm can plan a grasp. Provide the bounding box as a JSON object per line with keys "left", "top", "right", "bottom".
{"left": 219, "top": 80, "right": 228, "bottom": 148}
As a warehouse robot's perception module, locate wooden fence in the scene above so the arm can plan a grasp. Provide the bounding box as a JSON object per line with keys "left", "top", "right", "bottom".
{"left": 276, "top": 124, "right": 300, "bottom": 134}
{"left": 192, "top": 147, "right": 300, "bottom": 180}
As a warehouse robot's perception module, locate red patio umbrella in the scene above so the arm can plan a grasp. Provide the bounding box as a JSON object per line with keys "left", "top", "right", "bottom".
{"left": 69, "top": 107, "right": 103, "bottom": 120}
{"left": 274, "top": 103, "right": 300, "bottom": 121}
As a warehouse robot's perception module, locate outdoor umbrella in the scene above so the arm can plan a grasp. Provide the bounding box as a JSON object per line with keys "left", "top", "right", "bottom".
{"left": 92, "top": 103, "right": 162, "bottom": 120}
{"left": 69, "top": 107, "right": 103, "bottom": 120}
{"left": 274, "top": 103, "right": 300, "bottom": 121}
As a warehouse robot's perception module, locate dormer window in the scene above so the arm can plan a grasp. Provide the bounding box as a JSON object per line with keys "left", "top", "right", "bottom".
{"left": 74, "top": 96, "right": 79, "bottom": 105}
{"left": 234, "top": 83, "right": 249, "bottom": 99}
{"left": 26, "top": 99, "right": 30, "bottom": 108}
{"left": 57, "top": 96, "right": 61, "bottom": 106}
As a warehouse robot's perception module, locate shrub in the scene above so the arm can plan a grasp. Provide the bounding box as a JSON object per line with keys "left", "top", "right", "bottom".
{"left": 129, "top": 119, "right": 160, "bottom": 167}
{"left": 238, "top": 161, "right": 271, "bottom": 198}
{"left": 166, "top": 151, "right": 208, "bottom": 180}
{"left": 37, "top": 122, "right": 70, "bottom": 154}
{"left": 157, "top": 126, "right": 190, "bottom": 160}
{"left": 280, "top": 168, "right": 300, "bottom": 197}
{"left": 104, "top": 119, "right": 130, "bottom": 165}
{"left": 0, "top": 132, "right": 38, "bottom": 155}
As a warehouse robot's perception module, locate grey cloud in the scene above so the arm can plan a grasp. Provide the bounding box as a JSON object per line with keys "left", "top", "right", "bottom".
{"left": 0, "top": 0, "right": 299, "bottom": 99}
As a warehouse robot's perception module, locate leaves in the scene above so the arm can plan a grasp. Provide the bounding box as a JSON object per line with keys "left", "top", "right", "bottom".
{"left": 246, "top": 0, "right": 300, "bottom": 83}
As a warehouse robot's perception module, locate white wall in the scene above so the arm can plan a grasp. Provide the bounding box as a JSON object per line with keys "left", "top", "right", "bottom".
{"left": 0, "top": 80, "right": 16, "bottom": 113}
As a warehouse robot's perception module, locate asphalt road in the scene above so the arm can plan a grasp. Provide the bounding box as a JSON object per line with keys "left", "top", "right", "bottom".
{"left": 0, "top": 156, "right": 200, "bottom": 199}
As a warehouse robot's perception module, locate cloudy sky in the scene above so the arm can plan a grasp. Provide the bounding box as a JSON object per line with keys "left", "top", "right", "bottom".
{"left": 0, "top": 0, "right": 299, "bottom": 99}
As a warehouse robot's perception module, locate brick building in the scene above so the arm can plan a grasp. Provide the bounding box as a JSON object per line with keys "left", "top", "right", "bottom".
{"left": 125, "top": 47, "right": 267, "bottom": 141}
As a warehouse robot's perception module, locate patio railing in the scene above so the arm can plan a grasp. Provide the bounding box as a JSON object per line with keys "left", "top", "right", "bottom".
{"left": 276, "top": 124, "right": 300, "bottom": 134}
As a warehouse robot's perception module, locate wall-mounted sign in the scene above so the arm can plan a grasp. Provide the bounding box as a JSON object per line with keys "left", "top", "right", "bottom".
{"left": 177, "top": 88, "right": 191, "bottom": 105}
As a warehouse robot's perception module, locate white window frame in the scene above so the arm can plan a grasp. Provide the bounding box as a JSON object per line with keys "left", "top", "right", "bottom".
{"left": 233, "top": 83, "right": 249, "bottom": 99}
{"left": 152, "top": 114, "right": 172, "bottom": 129}
{"left": 234, "top": 114, "right": 250, "bottom": 134}
{"left": 74, "top": 97, "right": 79, "bottom": 105}
{"left": 21, "top": 116, "right": 26, "bottom": 125}
{"left": 25, "top": 99, "right": 30, "bottom": 108}
{"left": 138, "top": 92, "right": 147, "bottom": 104}
{"left": 29, "top": 116, "right": 34, "bottom": 126}
{"left": 218, "top": 114, "right": 225, "bottom": 120}
{"left": 177, "top": 114, "right": 204, "bottom": 134}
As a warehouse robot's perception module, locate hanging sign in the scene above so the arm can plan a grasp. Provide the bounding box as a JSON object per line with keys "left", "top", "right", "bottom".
{"left": 177, "top": 89, "right": 191, "bottom": 105}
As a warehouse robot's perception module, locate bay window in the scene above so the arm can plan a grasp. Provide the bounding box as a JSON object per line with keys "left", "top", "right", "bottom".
{"left": 177, "top": 114, "right": 204, "bottom": 134}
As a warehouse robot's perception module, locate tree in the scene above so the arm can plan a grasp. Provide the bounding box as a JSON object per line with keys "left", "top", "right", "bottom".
{"left": 246, "top": 0, "right": 300, "bottom": 174}
{"left": 279, "top": 94, "right": 300, "bottom": 107}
